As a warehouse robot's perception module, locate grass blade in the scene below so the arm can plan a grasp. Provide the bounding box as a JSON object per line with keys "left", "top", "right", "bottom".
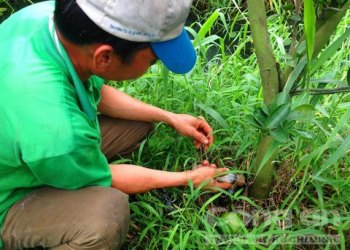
{"left": 165, "top": 224, "right": 180, "bottom": 249}
{"left": 283, "top": 55, "right": 308, "bottom": 93}
{"left": 196, "top": 103, "right": 229, "bottom": 129}
{"left": 193, "top": 10, "right": 220, "bottom": 47}
{"left": 311, "top": 28, "right": 350, "bottom": 75}
{"left": 315, "top": 134, "right": 350, "bottom": 177}
{"left": 304, "top": 0, "right": 316, "bottom": 64}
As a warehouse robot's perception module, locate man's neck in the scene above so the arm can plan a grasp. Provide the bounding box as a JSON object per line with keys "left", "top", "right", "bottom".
{"left": 56, "top": 31, "right": 92, "bottom": 82}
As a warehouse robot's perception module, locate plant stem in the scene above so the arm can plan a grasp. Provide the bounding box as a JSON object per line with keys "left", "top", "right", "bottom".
{"left": 247, "top": 0, "right": 280, "bottom": 199}
{"left": 248, "top": 135, "right": 277, "bottom": 199}
{"left": 292, "top": 87, "right": 350, "bottom": 95}
{"left": 247, "top": 0, "right": 280, "bottom": 104}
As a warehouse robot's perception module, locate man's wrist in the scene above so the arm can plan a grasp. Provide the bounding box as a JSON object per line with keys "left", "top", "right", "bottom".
{"left": 184, "top": 171, "right": 188, "bottom": 186}
{"left": 160, "top": 111, "right": 176, "bottom": 127}
{"left": 182, "top": 170, "right": 193, "bottom": 186}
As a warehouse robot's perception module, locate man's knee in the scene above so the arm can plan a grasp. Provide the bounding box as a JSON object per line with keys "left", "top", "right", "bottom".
{"left": 64, "top": 187, "right": 130, "bottom": 250}
{"left": 1, "top": 187, "right": 130, "bottom": 250}
{"left": 90, "top": 188, "right": 130, "bottom": 249}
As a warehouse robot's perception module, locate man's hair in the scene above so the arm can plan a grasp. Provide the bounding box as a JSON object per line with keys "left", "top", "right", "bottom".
{"left": 54, "top": 0, "right": 150, "bottom": 64}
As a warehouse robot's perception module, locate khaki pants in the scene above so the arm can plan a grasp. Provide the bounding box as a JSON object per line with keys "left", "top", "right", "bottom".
{"left": 1, "top": 115, "right": 153, "bottom": 250}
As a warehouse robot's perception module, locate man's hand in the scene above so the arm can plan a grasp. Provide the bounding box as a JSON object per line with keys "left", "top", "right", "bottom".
{"left": 185, "top": 160, "right": 232, "bottom": 190}
{"left": 168, "top": 114, "right": 213, "bottom": 149}
{"left": 110, "top": 160, "right": 232, "bottom": 194}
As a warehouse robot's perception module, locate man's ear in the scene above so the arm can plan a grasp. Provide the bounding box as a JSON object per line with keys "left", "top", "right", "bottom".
{"left": 92, "top": 45, "right": 118, "bottom": 72}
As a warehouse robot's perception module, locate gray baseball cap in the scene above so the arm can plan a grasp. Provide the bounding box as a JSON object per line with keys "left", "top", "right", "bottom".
{"left": 76, "top": 0, "right": 197, "bottom": 74}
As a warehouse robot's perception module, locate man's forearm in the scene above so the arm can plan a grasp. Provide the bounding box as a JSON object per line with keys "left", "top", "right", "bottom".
{"left": 98, "top": 84, "right": 175, "bottom": 125}
{"left": 109, "top": 164, "right": 188, "bottom": 194}
{"left": 98, "top": 84, "right": 215, "bottom": 148}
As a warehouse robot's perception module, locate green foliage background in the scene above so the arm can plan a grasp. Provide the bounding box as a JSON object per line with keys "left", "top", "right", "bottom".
{"left": 1, "top": 0, "right": 349, "bottom": 249}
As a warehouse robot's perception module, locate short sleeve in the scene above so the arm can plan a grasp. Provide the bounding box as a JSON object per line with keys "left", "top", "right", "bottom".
{"left": 86, "top": 76, "right": 105, "bottom": 107}
{"left": 90, "top": 76, "right": 105, "bottom": 91}
{"left": 27, "top": 145, "right": 112, "bottom": 189}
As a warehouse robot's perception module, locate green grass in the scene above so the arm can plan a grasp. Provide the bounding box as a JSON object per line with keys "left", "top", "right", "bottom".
{"left": 120, "top": 5, "right": 350, "bottom": 249}
{"left": 2, "top": 1, "right": 350, "bottom": 249}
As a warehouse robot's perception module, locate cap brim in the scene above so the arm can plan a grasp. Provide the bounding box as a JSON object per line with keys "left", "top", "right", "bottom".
{"left": 150, "top": 29, "right": 196, "bottom": 74}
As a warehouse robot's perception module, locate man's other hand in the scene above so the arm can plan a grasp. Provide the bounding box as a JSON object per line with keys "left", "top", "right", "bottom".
{"left": 185, "top": 160, "right": 232, "bottom": 190}
{"left": 168, "top": 114, "right": 213, "bottom": 150}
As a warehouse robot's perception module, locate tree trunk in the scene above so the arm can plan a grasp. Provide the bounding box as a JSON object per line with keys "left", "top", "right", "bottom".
{"left": 246, "top": 0, "right": 280, "bottom": 199}
{"left": 248, "top": 135, "right": 277, "bottom": 199}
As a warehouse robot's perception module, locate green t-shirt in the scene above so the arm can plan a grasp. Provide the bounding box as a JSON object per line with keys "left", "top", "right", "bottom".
{"left": 0, "top": 1, "right": 112, "bottom": 247}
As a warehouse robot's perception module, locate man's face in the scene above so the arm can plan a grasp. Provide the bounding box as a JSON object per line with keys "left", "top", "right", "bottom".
{"left": 103, "top": 47, "right": 158, "bottom": 81}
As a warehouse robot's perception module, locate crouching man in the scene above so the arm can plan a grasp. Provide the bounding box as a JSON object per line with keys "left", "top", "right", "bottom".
{"left": 0, "top": 0, "right": 232, "bottom": 249}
